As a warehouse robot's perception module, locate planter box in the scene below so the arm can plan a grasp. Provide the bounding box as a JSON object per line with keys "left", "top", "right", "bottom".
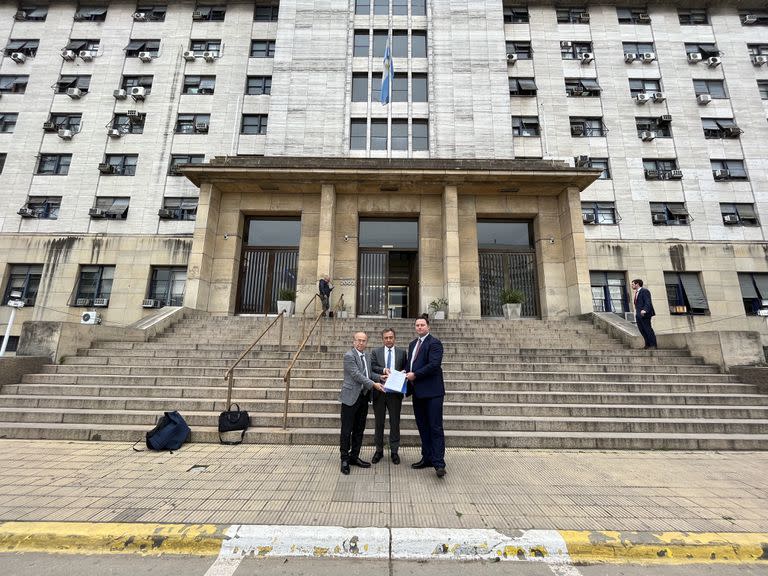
{"left": 502, "top": 303, "right": 522, "bottom": 319}
{"left": 276, "top": 301, "right": 294, "bottom": 316}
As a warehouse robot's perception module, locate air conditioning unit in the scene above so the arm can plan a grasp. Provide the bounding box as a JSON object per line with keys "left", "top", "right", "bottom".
{"left": 706, "top": 56, "right": 722, "bottom": 67}
{"left": 578, "top": 12, "right": 590, "bottom": 23}
{"left": 582, "top": 213, "right": 597, "bottom": 224}
{"left": 670, "top": 305, "right": 688, "bottom": 314}
{"left": 752, "top": 55, "right": 768, "bottom": 66}
{"left": 652, "top": 213, "right": 667, "bottom": 223}
{"left": 66, "top": 87, "right": 82, "bottom": 99}
{"left": 635, "top": 93, "right": 650, "bottom": 104}
{"left": 658, "top": 114, "right": 672, "bottom": 123}
{"left": 14, "top": 10, "right": 27, "bottom": 20}
{"left": 640, "top": 130, "right": 656, "bottom": 141}
{"left": 713, "top": 169, "right": 730, "bottom": 180}
{"left": 723, "top": 214, "right": 740, "bottom": 224}
{"left": 89, "top": 207, "right": 107, "bottom": 217}
{"left": 641, "top": 52, "right": 656, "bottom": 62}
{"left": 113, "top": 89, "right": 127, "bottom": 100}
{"left": 687, "top": 52, "right": 703, "bottom": 63}
{"left": 202, "top": 51, "right": 216, "bottom": 62}
{"left": 79, "top": 50, "right": 94, "bottom": 61}
{"left": 108, "top": 128, "right": 122, "bottom": 138}
{"left": 126, "top": 109, "right": 140, "bottom": 117}
{"left": 158, "top": 208, "right": 175, "bottom": 219}
{"left": 724, "top": 126, "right": 742, "bottom": 138}
{"left": 75, "top": 298, "right": 91, "bottom": 307}
{"left": 142, "top": 299, "right": 161, "bottom": 308}
{"left": 97, "top": 163, "right": 114, "bottom": 174}
{"left": 57, "top": 128, "right": 73, "bottom": 140}
{"left": 742, "top": 14, "right": 757, "bottom": 25}
{"left": 133, "top": 12, "right": 147, "bottom": 21}
{"left": 652, "top": 92, "right": 666, "bottom": 102}
{"left": 61, "top": 49, "right": 76, "bottom": 61}
{"left": 624, "top": 52, "right": 637, "bottom": 62}
{"left": 697, "top": 94, "right": 712, "bottom": 105}
{"left": 194, "top": 122, "right": 209, "bottom": 133}
{"left": 574, "top": 154, "right": 590, "bottom": 167}
{"left": 645, "top": 169, "right": 659, "bottom": 179}
{"left": 80, "top": 310, "right": 101, "bottom": 325}
{"left": 168, "top": 166, "right": 182, "bottom": 176}
{"left": 192, "top": 10, "right": 204, "bottom": 20}
{"left": 17, "top": 207, "right": 36, "bottom": 218}
{"left": 560, "top": 41, "right": 573, "bottom": 48}
{"left": 570, "top": 124, "right": 585, "bottom": 136}
{"left": 637, "top": 13, "right": 651, "bottom": 22}
{"left": 668, "top": 170, "right": 683, "bottom": 179}
{"left": 183, "top": 50, "right": 197, "bottom": 61}
{"left": 93, "top": 298, "right": 109, "bottom": 307}
{"left": 42, "top": 121, "right": 57, "bottom": 131}
{"left": 579, "top": 52, "right": 594, "bottom": 64}
{"left": 130, "top": 86, "right": 147, "bottom": 100}
{"left": 138, "top": 51, "right": 153, "bottom": 62}
{"left": 10, "top": 52, "right": 26, "bottom": 64}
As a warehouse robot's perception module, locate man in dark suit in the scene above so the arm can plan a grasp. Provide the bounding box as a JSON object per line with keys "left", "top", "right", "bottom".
{"left": 339, "top": 332, "right": 386, "bottom": 475}
{"left": 370, "top": 327, "right": 407, "bottom": 465}
{"left": 406, "top": 315, "right": 446, "bottom": 478}
{"left": 632, "top": 278, "right": 657, "bottom": 349}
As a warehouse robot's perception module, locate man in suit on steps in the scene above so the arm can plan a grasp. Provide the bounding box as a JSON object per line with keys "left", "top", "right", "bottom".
{"left": 370, "top": 327, "right": 408, "bottom": 465}
{"left": 632, "top": 278, "right": 657, "bottom": 349}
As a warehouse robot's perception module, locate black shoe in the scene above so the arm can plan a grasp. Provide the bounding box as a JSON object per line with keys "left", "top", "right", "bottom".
{"left": 371, "top": 452, "right": 384, "bottom": 464}
{"left": 341, "top": 460, "right": 350, "bottom": 475}
{"left": 411, "top": 459, "right": 432, "bottom": 469}
{"left": 391, "top": 453, "right": 400, "bottom": 465}
{"left": 349, "top": 457, "right": 371, "bottom": 468}
{"left": 435, "top": 467, "right": 446, "bottom": 478}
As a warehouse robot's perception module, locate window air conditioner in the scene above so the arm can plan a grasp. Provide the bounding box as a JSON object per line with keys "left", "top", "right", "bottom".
{"left": 183, "top": 50, "right": 197, "bottom": 61}
{"left": 61, "top": 49, "right": 76, "bottom": 61}
{"left": 108, "top": 128, "right": 122, "bottom": 138}
{"left": 89, "top": 207, "right": 107, "bottom": 217}
{"left": 14, "top": 10, "right": 27, "bottom": 20}
{"left": 668, "top": 170, "right": 683, "bottom": 179}
{"left": 126, "top": 109, "right": 140, "bottom": 117}
{"left": 42, "top": 121, "right": 57, "bottom": 131}
{"left": 706, "top": 56, "right": 722, "bottom": 67}
{"left": 133, "top": 12, "right": 147, "bottom": 21}
{"left": 757, "top": 308, "right": 768, "bottom": 317}
{"left": 652, "top": 213, "right": 667, "bottom": 223}
{"left": 723, "top": 214, "right": 740, "bottom": 224}
{"left": 79, "top": 50, "right": 94, "bottom": 61}
{"left": 687, "top": 52, "right": 703, "bottom": 63}
{"left": 113, "top": 89, "right": 127, "bottom": 100}
{"left": 202, "top": 51, "right": 216, "bottom": 62}
{"left": 624, "top": 53, "right": 637, "bottom": 62}
{"left": 578, "top": 13, "right": 590, "bottom": 23}
{"left": 579, "top": 52, "right": 594, "bottom": 64}
{"left": 752, "top": 55, "right": 768, "bottom": 66}
{"left": 637, "top": 13, "right": 651, "bottom": 22}
{"left": 80, "top": 310, "right": 101, "bottom": 324}
{"left": 652, "top": 92, "right": 666, "bottom": 102}
{"left": 640, "top": 130, "right": 656, "bottom": 141}
{"left": 713, "top": 169, "right": 730, "bottom": 180}
{"left": 138, "top": 51, "right": 153, "bottom": 62}
{"left": 560, "top": 41, "right": 573, "bottom": 48}
{"left": 724, "top": 126, "right": 742, "bottom": 138}
{"left": 635, "top": 93, "right": 650, "bottom": 104}
{"left": 641, "top": 52, "right": 656, "bottom": 62}
{"left": 582, "top": 213, "right": 597, "bottom": 224}
{"left": 66, "top": 87, "right": 82, "bottom": 99}
{"left": 75, "top": 298, "right": 91, "bottom": 307}
{"left": 742, "top": 14, "right": 757, "bottom": 25}
{"left": 130, "top": 86, "right": 147, "bottom": 100}
{"left": 10, "top": 52, "right": 26, "bottom": 64}
{"left": 645, "top": 169, "right": 659, "bottom": 179}
{"left": 696, "top": 94, "right": 712, "bottom": 105}
{"left": 57, "top": 128, "right": 73, "bottom": 140}
{"left": 670, "top": 305, "right": 688, "bottom": 314}
{"left": 570, "top": 124, "right": 584, "bottom": 136}
{"left": 192, "top": 10, "right": 204, "bottom": 20}
{"left": 158, "top": 208, "right": 175, "bottom": 219}
{"left": 17, "top": 207, "right": 37, "bottom": 218}
{"left": 93, "top": 298, "right": 109, "bottom": 307}
{"left": 574, "top": 154, "right": 590, "bottom": 167}
{"left": 506, "top": 53, "right": 518, "bottom": 64}
{"left": 194, "top": 122, "right": 209, "bottom": 133}
{"left": 658, "top": 114, "right": 672, "bottom": 123}
{"left": 97, "top": 163, "right": 114, "bottom": 174}
{"left": 142, "top": 299, "right": 161, "bottom": 308}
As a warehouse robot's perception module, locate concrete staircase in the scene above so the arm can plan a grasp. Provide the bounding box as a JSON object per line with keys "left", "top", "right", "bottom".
{"left": 1, "top": 313, "right": 767, "bottom": 449}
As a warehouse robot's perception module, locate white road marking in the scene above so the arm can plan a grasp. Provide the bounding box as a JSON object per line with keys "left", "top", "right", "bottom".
{"left": 203, "top": 555, "right": 242, "bottom": 576}
{"left": 549, "top": 564, "right": 585, "bottom": 576}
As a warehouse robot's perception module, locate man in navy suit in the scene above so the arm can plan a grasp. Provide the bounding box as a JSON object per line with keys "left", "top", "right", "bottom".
{"left": 632, "top": 278, "right": 657, "bottom": 349}
{"left": 406, "top": 315, "right": 446, "bottom": 478}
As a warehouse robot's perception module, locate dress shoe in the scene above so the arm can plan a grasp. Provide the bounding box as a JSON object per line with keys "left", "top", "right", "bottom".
{"left": 371, "top": 452, "right": 384, "bottom": 464}
{"left": 349, "top": 457, "right": 371, "bottom": 468}
{"left": 391, "top": 453, "right": 400, "bottom": 465}
{"left": 411, "top": 459, "right": 432, "bottom": 469}
{"left": 340, "top": 460, "right": 350, "bottom": 475}
{"left": 435, "top": 467, "right": 446, "bottom": 478}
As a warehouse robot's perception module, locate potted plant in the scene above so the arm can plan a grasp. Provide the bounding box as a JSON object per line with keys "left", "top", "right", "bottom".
{"left": 500, "top": 288, "right": 525, "bottom": 319}
{"left": 429, "top": 297, "right": 449, "bottom": 320}
{"left": 276, "top": 288, "right": 295, "bottom": 316}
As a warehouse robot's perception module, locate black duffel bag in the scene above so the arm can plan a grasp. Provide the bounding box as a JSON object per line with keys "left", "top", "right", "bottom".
{"left": 218, "top": 403, "right": 250, "bottom": 445}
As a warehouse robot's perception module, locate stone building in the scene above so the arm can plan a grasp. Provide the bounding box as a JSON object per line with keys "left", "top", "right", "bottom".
{"left": 1, "top": 1, "right": 767, "bottom": 345}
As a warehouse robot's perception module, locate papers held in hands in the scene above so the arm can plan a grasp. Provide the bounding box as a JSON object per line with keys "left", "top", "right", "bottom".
{"left": 384, "top": 370, "right": 407, "bottom": 394}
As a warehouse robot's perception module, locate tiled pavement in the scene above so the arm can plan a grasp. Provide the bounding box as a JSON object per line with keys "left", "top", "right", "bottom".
{"left": 0, "top": 440, "right": 766, "bottom": 532}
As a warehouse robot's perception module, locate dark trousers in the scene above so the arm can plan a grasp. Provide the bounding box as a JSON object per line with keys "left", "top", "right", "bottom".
{"left": 320, "top": 294, "right": 330, "bottom": 312}
{"left": 372, "top": 390, "right": 403, "bottom": 454}
{"left": 412, "top": 395, "right": 445, "bottom": 468}
{"left": 636, "top": 314, "right": 657, "bottom": 347}
{"left": 339, "top": 392, "right": 369, "bottom": 461}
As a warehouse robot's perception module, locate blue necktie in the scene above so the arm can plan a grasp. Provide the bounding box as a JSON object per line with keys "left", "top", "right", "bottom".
{"left": 387, "top": 348, "right": 392, "bottom": 370}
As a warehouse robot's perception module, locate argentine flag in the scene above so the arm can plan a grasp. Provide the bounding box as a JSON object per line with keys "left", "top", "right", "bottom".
{"left": 380, "top": 35, "right": 394, "bottom": 105}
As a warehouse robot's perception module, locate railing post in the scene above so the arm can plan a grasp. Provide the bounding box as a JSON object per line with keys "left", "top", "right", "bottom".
{"left": 226, "top": 371, "right": 234, "bottom": 408}
{"left": 317, "top": 314, "right": 324, "bottom": 352}
{"left": 282, "top": 373, "right": 291, "bottom": 429}
{"left": 278, "top": 313, "right": 284, "bottom": 352}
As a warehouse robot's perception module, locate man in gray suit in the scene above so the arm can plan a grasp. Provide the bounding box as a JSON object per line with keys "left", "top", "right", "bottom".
{"left": 339, "top": 332, "right": 386, "bottom": 475}
{"left": 370, "top": 328, "right": 408, "bottom": 465}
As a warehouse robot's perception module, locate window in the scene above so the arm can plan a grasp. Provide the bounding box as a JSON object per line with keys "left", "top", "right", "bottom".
{"left": 391, "top": 120, "right": 408, "bottom": 150}
{"left": 103, "top": 155, "right": 138, "bottom": 176}
{"left": 0, "top": 153, "right": 4, "bottom": 173}
{"left": 250, "top": 40, "right": 276, "bottom": 58}
{"left": 739, "top": 10, "right": 768, "bottom": 25}
{"left": 636, "top": 116, "right": 672, "bottom": 138}
{"left": 371, "top": 119, "right": 387, "bottom": 150}
{"left": 685, "top": 43, "right": 719, "bottom": 58}
{"left": 503, "top": 6, "right": 529, "bottom": 23}
{"left": 392, "top": 30, "right": 408, "bottom": 58}
{"left": 412, "top": 119, "right": 428, "bottom": 151}
{"left": 353, "top": 30, "right": 369, "bottom": 57}
{"left": 20, "top": 197, "right": 61, "bottom": 219}
{"left": 643, "top": 159, "right": 681, "bottom": 180}
{"left": 511, "top": 116, "right": 540, "bottom": 136}
{"left": 190, "top": 40, "right": 221, "bottom": 56}
{"left": 412, "top": 74, "right": 428, "bottom": 102}
{"left": 36, "top": 155, "right": 71, "bottom": 175}
{"left": 678, "top": 9, "right": 708, "bottom": 25}
{"left": 560, "top": 41, "right": 592, "bottom": 59}
{"left": 193, "top": 5, "right": 226, "bottom": 21}
{"left": 246, "top": 75, "right": 272, "bottom": 95}
{"left": 392, "top": 73, "right": 408, "bottom": 102}
{"left": 711, "top": 159, "right": 748, "bottom": 180}
{"left": 124, "top": 39, "right": 160, "bottom": 57}
{"left": 175, "top": 113, "right": 210, "bottom": 134}
{"left": 759, "top": 81, "right": 768, "bottom": 100}
{"left": 355, "top": 0, "right": 370, "bottom": 15}
{"left": 665, "top": 272, "right": 708, "bottom": 314}
{"left": 701, "top": 118, "right": 742, "bottom": 139}
{"left": 693, "top": 79, "right": 727, "bottom": 99}
{"left": 159, "top": 198, "right": 198, "bottom": 220}
{"left": 370, "top": 75, "right": 382, "bottom": 101}
{"left": 374, "top": 0, "right": 387, "bottom": 15}
{"left": 111, "top": 112, "right": 146, "bottom": 134}
{"left": 590, "top": 271, "right": 628, "bottom": 313}
{"left": 748, "top": 44, "right": 768, "bottom": 57}
{"left": 3, "top": 265, "right": 42, "bottom": 306}
{"left": 650, "top": 202, "right": 689, "bottom": 226}
{"left": 738, "top": 273, "right": 768, "bottom": 315}
{"left": 55, "top": 75, "right": 91, "bottom": 94}
{"left": 91, "top": 197, "right": 130, "bottom": 219}
{"left": 4, "top": 39, "right": 39, "bottom": 57}
{"left": 509, "top": 77, "right": 537, "bottom": 96}
{"left": 412, "top": 31, "right": 427, "bottom": 57}
{"left": 74, "top": 266, "right": 115, "bottom": 305}
{"left": 242, "top": 114, "right": 268, "bottom": 135}
{"left": 148, "top": 267, "right": 187, "bottom": 306}
{"left": 721, "top": 204, "right": 759, "bottom": 227}
{"left": 629, "top": 78, "right": 661, "bottom": 97}
{"left": 588, "top": 158, "right": 611, "bottom": 179}
{"left": 16, "top": 5, "right": 48, "bottom": 21}
{"left": 617, "top": 7, "right": 650, "bottom": 24}
{"left": 134, "top": 5, "right": 167, "bottom": 21}
{"left": 392, "top": 0, "right": 408, "bottom": 15}
{"left": 412, "top": 0, "right": 426, "bottom": 16}
{"left": 65, "top": 39, "right": 100, "bottom": 53}
{"left": 183, "top": 75, "right": 216, "bottom": 95}
{"left": 373, "top": 30, "right": 388, "bottom": 57}
{"left": 350, "top": 119, "right": 367, "bottom": 150}
{"left": 121, "top": 75, "right": 153, "bottom": 93}
{"left": 169, "top": 155, "right": 204, "bottom": 176}
{"left": 506, "top": 41, "right": 532, "bottom": 59}
{"left": 582, "top": 202, "right": 618, "bottom": 225}
{"left": 565, "top": 78, "right": 600, "bottom": 96}
{"left": 622, "top": 41, "right": 655, "bottom": 54}
{"left": 0, "top": 75, "right": 29, "bottom": 94}
{"left": 73, "top": 6, "right": 107, "bottom": 21}
{"left": 0, "top": 114, "right": 18, "bottom": 133}
{"left": 570, "top": 117, "right": 606, "bottom": 137}
{"left": 351, "top": 73, "right": 368, "bottom": 101}
{"left": 253, "top": 1, "right": 279, "bottom": 21}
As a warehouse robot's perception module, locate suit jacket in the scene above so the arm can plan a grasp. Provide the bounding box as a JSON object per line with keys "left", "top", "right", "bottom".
{"left": 407, "top": 334, "right": 445, "bottom": 399}
{"left": 634, "top": 287, "right": 656, "bottom": 318}
{"left": 371, "top": 346, "right": 408, "bottom": 398}
{"left": 339, "top": 349, "right": 381, "bottom": 406}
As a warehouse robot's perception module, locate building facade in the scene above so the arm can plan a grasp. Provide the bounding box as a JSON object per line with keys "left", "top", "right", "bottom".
{"left": 1, "top": 1, "right": 767, "bottom": 344}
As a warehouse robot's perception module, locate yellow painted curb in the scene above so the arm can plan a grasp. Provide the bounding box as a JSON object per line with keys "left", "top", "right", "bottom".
{"left": 0, "top": 522, "right": 227, "bottom": 556}
{"left": 560, "top": 530, "right": 768, "bottom": 564}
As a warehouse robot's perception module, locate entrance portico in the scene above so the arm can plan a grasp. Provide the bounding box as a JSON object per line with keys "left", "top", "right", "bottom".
{"left": 182, "top": 157, "right": 600, "bottom": 319}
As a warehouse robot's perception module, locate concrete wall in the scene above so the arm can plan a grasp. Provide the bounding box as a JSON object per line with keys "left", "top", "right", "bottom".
{"left": 0, "top": 355, "right": 48, "bottom": 387}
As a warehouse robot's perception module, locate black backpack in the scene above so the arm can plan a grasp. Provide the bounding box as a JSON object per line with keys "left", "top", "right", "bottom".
{"left": 134, "top": 411, "right": 191, "bottom": 451}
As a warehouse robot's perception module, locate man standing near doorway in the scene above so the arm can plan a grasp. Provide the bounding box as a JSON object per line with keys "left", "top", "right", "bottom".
{"left": 319, "top": 275, "right": 333, "bottom": 316}
{"left": 632, "top": 278, "right": 657, "bottom": 349}
{"left": 406, "top": 315, "right": 447, "bottom": 478}
{"left": 370, "top": 328, "right": 407, "bottom": 465}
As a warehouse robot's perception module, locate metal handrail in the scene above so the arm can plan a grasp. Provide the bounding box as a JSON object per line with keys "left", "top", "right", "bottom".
{"left": 282, "top": 308, "right": 325, "bottom": 429}
{"left": 331, "top": 293, "right": 345, "bottom": 341}
{"left": 301, "top": 293, "right": 322, "bottom": 340}
{"left": 223, "top": 311, "right": 285, "bottom": 408}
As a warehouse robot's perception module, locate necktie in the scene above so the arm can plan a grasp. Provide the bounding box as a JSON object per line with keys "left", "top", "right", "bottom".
{"left": 410, "top": 339, "right": 422, "bottom": 370}
{"left": 360, "top": 354, "right": 368, "bottom": 378}
{"left": 387, "top": 348, "right": 392, "bottom": 370}
{"left": 634, "top": 290, "right": 638, "bottom": 305}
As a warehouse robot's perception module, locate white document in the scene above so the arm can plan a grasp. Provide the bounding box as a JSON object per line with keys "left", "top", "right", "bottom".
{"left": 384, "top": 370, "right": 407, "bottom": 394}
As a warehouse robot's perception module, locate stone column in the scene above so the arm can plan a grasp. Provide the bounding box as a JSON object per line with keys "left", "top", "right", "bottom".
{"left": 458, "top": 195, "right": 481, "bottom": 318}
{"left": 559, "top": 186, "right": 592, "bottom": 315}
{"left": 442, "top": 185, "right": 462, "bottom": 318}
{"left": 316, "top": 183, "right": 336, "bottom": 294}
{"left": 184, "top": 182, "right": 221, "bottom": 311}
